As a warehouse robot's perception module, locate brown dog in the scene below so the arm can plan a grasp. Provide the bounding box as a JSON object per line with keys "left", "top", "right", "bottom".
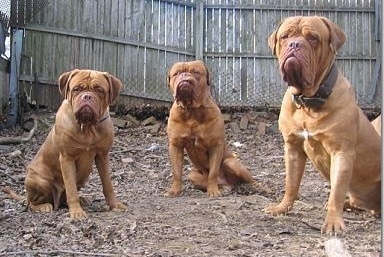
{"left": 25, "top": 69, "right": 127, "bottom": 220}
{"left": 166, "top": 60, "right": 260, "bottom": 197}
{"left": 266, "top": 16, "right": 381, "bottom": 234}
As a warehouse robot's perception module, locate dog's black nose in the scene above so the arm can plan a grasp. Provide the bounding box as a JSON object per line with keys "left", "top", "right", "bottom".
{"left": 81, "top": 94, "right": 92, "bottom": 101}
{"left": 289, "top": 41, "right": 300, "bottom": 50}
{"left": 179, "top": 72, "right": 188, "bottom": 78}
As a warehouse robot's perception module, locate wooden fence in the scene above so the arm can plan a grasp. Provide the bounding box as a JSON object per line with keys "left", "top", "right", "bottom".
{"left": 14, "top": 0, "right": 381, "bottom": 109}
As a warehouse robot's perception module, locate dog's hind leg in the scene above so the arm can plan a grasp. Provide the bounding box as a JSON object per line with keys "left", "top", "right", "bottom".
{"left": 188, "top": 168, "right": 208, "bottom": 191}
{"left": 25, "top": 181, "right": 54, "bottom": 213}
{"left": 344, "top": 185, "right": 381, "bottom": 215}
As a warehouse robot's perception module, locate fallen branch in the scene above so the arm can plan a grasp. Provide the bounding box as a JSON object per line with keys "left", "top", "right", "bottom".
{"left": 0, "top": 115, "right": 38, "bottom": 145}
{"left": 324, "top": 238, "right": 352, "bottom": 257}
{"left": 0, "top": 250, "right": 120, "bottom": 256}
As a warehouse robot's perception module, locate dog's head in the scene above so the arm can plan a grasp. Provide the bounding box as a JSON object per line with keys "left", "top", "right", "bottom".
{"left": 58, "top": 69, "right": 122, "bottom": 125}
{"left": 268, "top": 16, "right": 346, "bottom": 97}
{"left": 167, "top": 60, "right": 210, "bottom": 108}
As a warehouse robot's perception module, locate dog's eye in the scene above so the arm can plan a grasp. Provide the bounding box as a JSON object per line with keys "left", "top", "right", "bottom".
{"left": 280, "top": 33, "right": 289, "bottom": 40}
{"left": 94, "top": 86, "right": 104, "bottom": 94}
{"left": 171, "top": 72, "right": 180, "bottom": 77}
{"left": 280, "top": 32, "right": 288, "bottom": 39}
{"left": 72, "top": 86, "right": 81, "bottom": 92}
{"left": 306, "top": 34, "right": 318, "bottom": 43}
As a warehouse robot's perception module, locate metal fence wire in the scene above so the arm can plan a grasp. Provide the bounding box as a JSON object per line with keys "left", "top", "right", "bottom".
{"left": 9, "top": 0, "right": 49, "bottom": 27}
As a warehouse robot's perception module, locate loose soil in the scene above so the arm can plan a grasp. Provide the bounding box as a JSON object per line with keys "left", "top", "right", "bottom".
{"left": 0, "top": 111, "right": 381, "bottom": 257}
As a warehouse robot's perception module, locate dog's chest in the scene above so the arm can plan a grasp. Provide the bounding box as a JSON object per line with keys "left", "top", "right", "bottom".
{"left": 292, "top": 127, "right": 331, "bottom": 174}
{"left": 178, "top": 126, "right": 210, "bottom": 150}
{"left": 64, "top": 129, "right": 111, "bottom": 154}
{"left": 293, "top": 125, "right": 321, "bottom": 145}
{"left": 180, "top": 133, "right": 206, "bottom": 149}
{"left": 181, "top": 136, "right": 197, "bottom": 147}
{"left": 295, "top": 128, "right": 313, "bottom": 141}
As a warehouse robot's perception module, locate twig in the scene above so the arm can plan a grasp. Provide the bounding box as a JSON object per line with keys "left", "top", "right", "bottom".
{"left": 110, "top": 147, "right": 142, "bottom": 154}
{"left": 295, "top": 200, "right": 317, "bottom": 210}
{"left": 0, "top": 115, "right": 38, "bottom": 145}
{"left": 344, "top": 218, "right": 374, "bottom": 224}
{"left": 300, "top": 219, "right": 321, "bottom": 231}
{"left": 0, "top": 250, "right": 120, "bottom": 256}
{"left": 255, "top": 155, "right": 284, "bottom": 159}
{"left": 0, "top": 170, "right": 19, "bottom": 183}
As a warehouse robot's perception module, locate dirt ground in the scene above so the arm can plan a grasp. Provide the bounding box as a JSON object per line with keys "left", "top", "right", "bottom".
{"left": 0, "top": 111, "right": 381, "bottom": 257}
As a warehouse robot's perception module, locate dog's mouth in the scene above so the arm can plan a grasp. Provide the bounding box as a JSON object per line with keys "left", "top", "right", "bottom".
{"left": 174, "top": 80, "right": 197, "bottom": 106}
{"left": 73, "top": 93, "right": 100, "bottom": 125}
{"left": 74, "top": 105, "right": 98, "bottom": 124}
{"left": 280, "top": 50, "right": 313, "bottom": 94}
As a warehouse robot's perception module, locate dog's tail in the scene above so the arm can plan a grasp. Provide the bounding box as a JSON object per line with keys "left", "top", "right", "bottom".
{"left": 2, "top": 186, "right": 25, "bottom": 201}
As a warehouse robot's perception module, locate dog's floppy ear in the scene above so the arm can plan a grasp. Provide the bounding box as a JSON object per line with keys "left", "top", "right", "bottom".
{"left": 319, "top": 16, "right": 346, "bottom": 53}
{"left": 204, "top": 63, "right": 211, "bottom": 87}
{"left": 58, "top": 69, "right": 80, "bottom": 99}
{"left": 268, "top": 30, "right": 278, "bottom": 55}
{"left": 195, "top": 60, "right": 211, "bottom": 87}
{"left": 167, "top": 62, "right": 178, "bottom": 88}
{"left": 166, "top": 67, "right": 172, "bottom": 87}
{"left": 268, "top": 21, "right": 283, "bottom": 56}
{"left": 106, "top": 74, "right": 122, "bottom": 104}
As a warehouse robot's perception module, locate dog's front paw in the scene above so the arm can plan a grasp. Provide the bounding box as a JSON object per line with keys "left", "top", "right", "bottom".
{"left": 207, "top": 185, "right": 222, "bottom": 197}
{"left": 321, "top": 215, "right": 346, "bottom": 235}
{"left": 166, "top": 183, "right": 183, "bottom": 197}
{"left": 263, "top": 203, "right": 292, "bottom": 215}
{"left": 69, "top": 206, "right": 88, "bottom": 220}
{"left": 29, "top": 203, "right": 53, "bottom": 213}
{"left": 110, "top": 201, "right": 127, "bottom": 212}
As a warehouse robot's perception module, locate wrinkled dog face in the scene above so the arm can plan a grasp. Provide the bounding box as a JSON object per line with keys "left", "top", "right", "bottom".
{"left": 168, "top": 60, "right": 209, "bottom": 107}
{"left": 268, "top": 16, "right": 345, "bottom": 97}
{"left": 59, "top": 69, "right": 122, "bottom": 125}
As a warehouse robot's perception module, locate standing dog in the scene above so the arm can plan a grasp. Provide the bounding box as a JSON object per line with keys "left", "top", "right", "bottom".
{"left": 265, "top": 16, "right": 381, "bottom": 234}
{"left": 25, "top": 69, "right": 127, "bottom": 220}
{"left": 166, "top": 60, "right": 261, "bottom": 197}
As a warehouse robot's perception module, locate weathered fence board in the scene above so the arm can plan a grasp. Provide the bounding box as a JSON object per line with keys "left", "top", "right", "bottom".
{"left": 11, "top": 0, "right": 380, "bottom": 110}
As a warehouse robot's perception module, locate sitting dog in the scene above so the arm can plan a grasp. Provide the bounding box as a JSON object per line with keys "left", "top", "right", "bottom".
{"left": 265, "top": 16, "right": 381, "bottom": 234}
{"left": 25, "top": 69, "right": 127, "bottom": 220}
{"left": 166, "top": 60, "right": 262, "bottom": 197}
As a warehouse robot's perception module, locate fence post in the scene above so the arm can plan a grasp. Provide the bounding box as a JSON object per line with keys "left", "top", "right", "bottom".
{"left": 194, "top": 0, "right": 204, "bottom": 60}
{"left": 6, "top": 29, "right": 23, "bottom": 128}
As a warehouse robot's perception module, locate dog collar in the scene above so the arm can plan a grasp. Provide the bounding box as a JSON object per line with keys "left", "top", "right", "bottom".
{"left": 98, "top": 113, "right": 110, "bottom": 123}
{"left": 292, "top": 62, "right": 338, "bottom": 109}
{"left": 79, "top": 114, "right": 110, "bottom": 132}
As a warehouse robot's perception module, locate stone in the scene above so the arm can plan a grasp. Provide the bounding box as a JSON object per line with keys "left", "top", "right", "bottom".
{"left": 229, "top": 122, "right": 241, "bottom": 133}
{"left": 222, "top": 113, "right": 232, "bottom": 122}
{"left": 267, "top": 120, "right": 280, "bottom": 134}
{"left": 239, "top": 115, "right": 249, "bottom": 130}
{"left": 125, "top": 114, "right": 140, "bottom": 127}
{"left": 142, "top": 116, "right": 157, "bottom": 126}
{"left": 111, "top": 117, "right": 127, "bottom": 128}
{"left": 147, "top": 123, "right": 161, "bottom": 134}
{"left": 257, "top": 122, "right": 266, "bottom": 135}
